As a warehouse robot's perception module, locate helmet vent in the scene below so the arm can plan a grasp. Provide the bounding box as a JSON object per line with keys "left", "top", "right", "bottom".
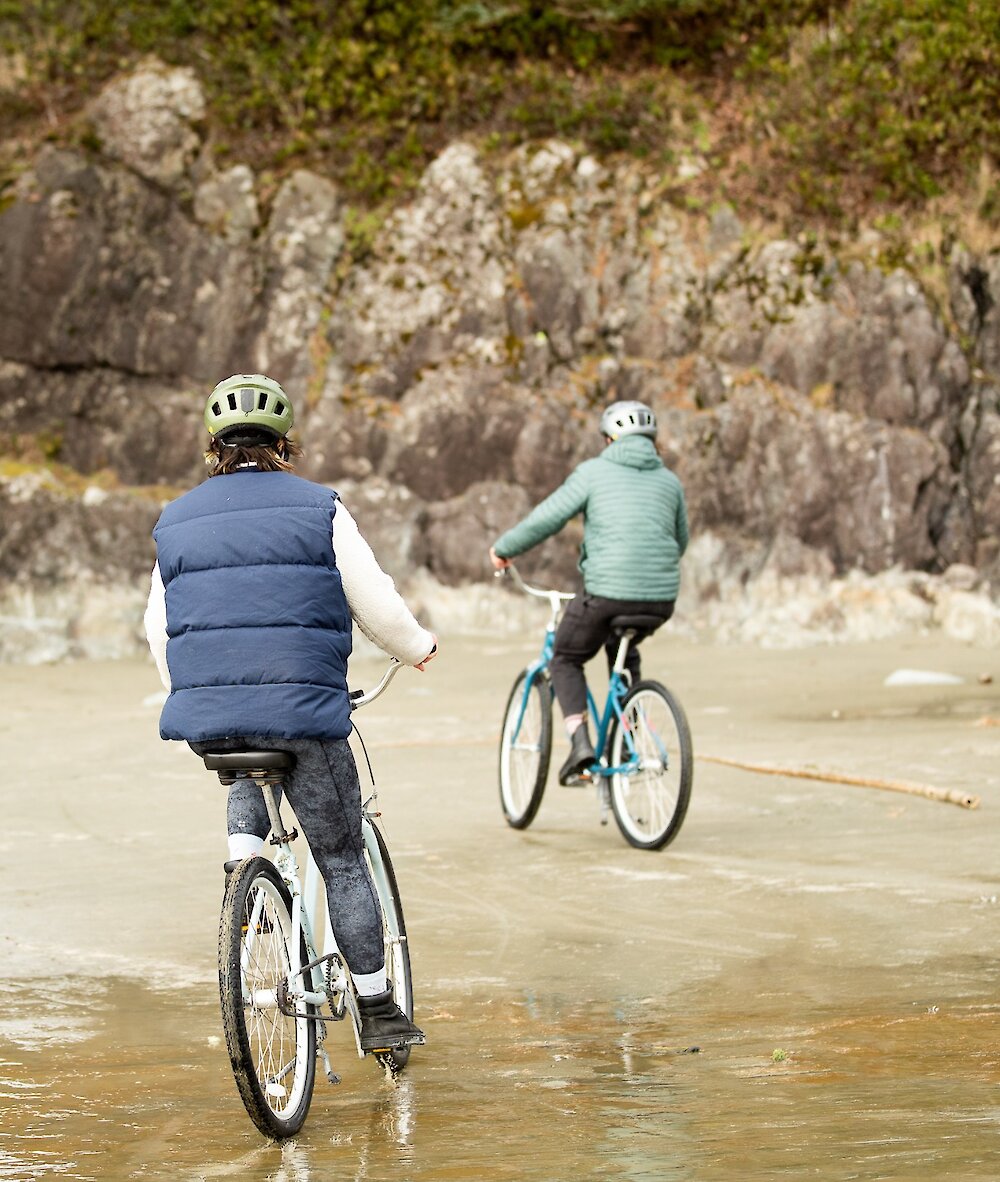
{"left": 205, "top": 374, "right": 294, "bottom": 437}
{"left": 598, "top": 399, "right": 657, "bottom": 440}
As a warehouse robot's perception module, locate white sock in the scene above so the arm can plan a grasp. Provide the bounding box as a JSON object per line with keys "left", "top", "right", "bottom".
{"left": 564, "top": 714, "right": 584, "bottom": 737}
{"left": 228, "top": 832, "right": 265, "bottom": 860}
{"left": 353, "top": 968, "right": 388, "bottom": 997}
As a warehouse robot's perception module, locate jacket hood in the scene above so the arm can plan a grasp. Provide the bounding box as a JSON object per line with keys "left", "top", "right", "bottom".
{"left": 599, "top": 435, "right": 663, "bottom": 471}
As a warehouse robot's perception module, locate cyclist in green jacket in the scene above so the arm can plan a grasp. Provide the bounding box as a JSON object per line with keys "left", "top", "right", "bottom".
{"left": 489, "top": 400, "right": 689, "bottom": 785}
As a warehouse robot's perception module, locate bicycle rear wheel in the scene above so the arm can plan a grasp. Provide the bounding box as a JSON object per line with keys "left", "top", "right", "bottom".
{"left": 219, "top": 857, "right": 317, "bottom": 1138}
{"left": 608, "top": 680, "right": 693, "bottom": 850}
{"left": 498, "top": 668, "right": 552, "bottom": 828}
{"left": 365, "top": 821, "right": 415, "bottom": 1073}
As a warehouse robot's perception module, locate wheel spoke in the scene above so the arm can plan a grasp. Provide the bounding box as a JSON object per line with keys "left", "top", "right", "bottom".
{"left": 499, "top": 672, "right": 551, "bottom": 828}
{"left": 366, "top": 825, "right": 415, "bottom": 1073}
{"left": 609, "top": 682, "right": 692, "bottom": 850}
{"left": 241, "top": 885, "right": 301, "bottom": 1114}
{"left": 219, "top": 862, "right": 317, "bottom": 1136}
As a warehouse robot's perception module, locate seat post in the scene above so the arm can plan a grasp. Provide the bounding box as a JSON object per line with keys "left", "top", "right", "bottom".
{"left": 260, "top": 783, "right": 289, "bottom": 843}
{"left": 611, "top": 631, "right": 636, "bottom": 676}
{"left": 203, "top": 750, "right": 298, "bottom": 844}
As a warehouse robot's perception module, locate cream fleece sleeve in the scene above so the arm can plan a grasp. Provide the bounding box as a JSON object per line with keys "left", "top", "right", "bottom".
{"left": 333, "top": 501, "right": 435, "bottom": 666}
{"left": 143, "top": 563, "right": 171, "bottom": 690}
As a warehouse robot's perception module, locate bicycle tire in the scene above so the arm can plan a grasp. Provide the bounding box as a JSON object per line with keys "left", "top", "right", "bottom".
{"left": 219, "top": 857, "right": 317, "bottom": 1138}
{"left": 365, "top": 822, "right": 415, "bottom": 1073}
{"left": 498, "top": 668, "right": 552, "bottom": 829}
{"left": 608, "top": 679, "right": 693, "bottom": 851}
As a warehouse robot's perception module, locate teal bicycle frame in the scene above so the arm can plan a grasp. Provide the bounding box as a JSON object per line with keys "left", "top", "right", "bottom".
{"left": 499, "top": 563, "right": 692, "bottom": 849}
{"left": 507, "top": 569, "right": 645, "bottom": 783}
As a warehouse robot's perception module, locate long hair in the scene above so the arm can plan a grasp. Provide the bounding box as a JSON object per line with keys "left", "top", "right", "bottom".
{"left": 204, "top": 434, "right": 304, "bottom": 476}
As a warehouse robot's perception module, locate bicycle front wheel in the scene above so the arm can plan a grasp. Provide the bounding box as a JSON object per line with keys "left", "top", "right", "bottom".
{"left": 498, "top": 668, "right": 553, "bottom": 828}
{"left": 219, "top": 857, "right": 317, "bottom": 1139}
{"left": 365, "top": 822, "right": 415, "bottom": 1073}
{"left": 608, "top": 680, "right": 693, "bottom": 850}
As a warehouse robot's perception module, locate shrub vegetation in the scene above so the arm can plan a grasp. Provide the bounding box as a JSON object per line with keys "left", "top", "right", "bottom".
{"left": 0, "top": 0, "right": 996, "bottom": 224}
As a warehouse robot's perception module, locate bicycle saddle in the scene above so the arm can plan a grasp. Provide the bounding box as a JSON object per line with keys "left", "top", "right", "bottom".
{"left": 609, "top": 614, "right": 665, "bottom": 641}
{"left": 201, "top": 750, "right": 297, "bottom": 779}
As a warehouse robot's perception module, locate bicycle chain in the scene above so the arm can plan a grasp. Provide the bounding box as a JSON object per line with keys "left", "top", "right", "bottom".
{"left": 325, "top": 955, "right": 347, "bottom": 1020}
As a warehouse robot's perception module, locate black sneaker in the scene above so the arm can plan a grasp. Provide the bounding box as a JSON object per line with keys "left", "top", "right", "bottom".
{"left": 558, "top": 724, "right": 596, "bottom": 786}
{"left": 357, "top": 989, "right": 425, "bottom": 1053}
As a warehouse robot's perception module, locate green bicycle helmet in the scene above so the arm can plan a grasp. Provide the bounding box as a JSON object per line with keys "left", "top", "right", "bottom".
{"left": 204, "top": 373, "right": 294, "bottom": 443}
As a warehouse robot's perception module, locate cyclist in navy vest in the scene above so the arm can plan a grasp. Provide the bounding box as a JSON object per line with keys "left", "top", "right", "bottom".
{"left": 145, "top": 373, "right": 436, "bottom": 1053}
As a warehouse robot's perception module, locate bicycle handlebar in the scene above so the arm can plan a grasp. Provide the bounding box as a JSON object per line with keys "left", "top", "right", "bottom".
{"left": 349, "top": 658, "right": 403, "bottom": 710}
{"left": 495, "top": 563, "right": 575, "bottom": 608}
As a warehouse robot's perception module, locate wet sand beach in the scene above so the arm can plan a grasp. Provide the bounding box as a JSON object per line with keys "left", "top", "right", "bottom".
{"left": 1, "top": 631, "right": 998, "bottom": 1180}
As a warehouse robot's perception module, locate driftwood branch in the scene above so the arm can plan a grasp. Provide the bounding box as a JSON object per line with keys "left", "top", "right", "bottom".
{"left": 698, "top": 753, "right": 980, "bottom": 810}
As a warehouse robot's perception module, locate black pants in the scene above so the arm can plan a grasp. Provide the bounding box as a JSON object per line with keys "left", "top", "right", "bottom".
{"left": 549, "top": 592, "right": 675, "bottom": 720}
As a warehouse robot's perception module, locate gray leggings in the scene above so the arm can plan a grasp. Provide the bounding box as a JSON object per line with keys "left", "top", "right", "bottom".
{"left": 191, "top": 735, "right": 384, "bottom": 976}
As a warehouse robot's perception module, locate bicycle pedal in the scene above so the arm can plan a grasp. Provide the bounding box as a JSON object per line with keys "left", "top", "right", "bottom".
{"left": 364, "top": 1031, "right": 425, "bottom": 1055}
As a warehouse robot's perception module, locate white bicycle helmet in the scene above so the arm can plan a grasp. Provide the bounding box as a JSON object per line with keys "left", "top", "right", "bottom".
{"left": 599, "top": 400, "right": 657, "bottom": 440}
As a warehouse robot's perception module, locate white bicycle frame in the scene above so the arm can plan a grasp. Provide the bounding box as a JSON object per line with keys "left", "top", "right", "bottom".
{"left": 247, "top": 659, "right": 405, "bottom": 1077}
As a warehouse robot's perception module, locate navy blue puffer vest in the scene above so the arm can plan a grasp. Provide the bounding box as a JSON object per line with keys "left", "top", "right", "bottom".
{"left": 153, "top": 470, "right": 353, "bottom": 742}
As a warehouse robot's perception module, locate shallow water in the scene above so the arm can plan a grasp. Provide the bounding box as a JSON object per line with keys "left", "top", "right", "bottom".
{"left": 5, "top": 975, "right": 998, "bottom": 1181}
{"left": 1, "top": 633, "right": 998, "bottom": 1179}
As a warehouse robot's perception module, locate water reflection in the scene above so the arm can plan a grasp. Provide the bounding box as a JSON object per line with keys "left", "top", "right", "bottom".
{"left": 1, "top": 974, "right": 999, "bottom": 1180}
{"left": 379, "top": 1076, "right": 416, "bottom": 1149}
{"left": 270, "top": 1142, "right": 311, "bottom": 1182}
{"left": 3, "top": 641, "right": 999, "bottom": 1180}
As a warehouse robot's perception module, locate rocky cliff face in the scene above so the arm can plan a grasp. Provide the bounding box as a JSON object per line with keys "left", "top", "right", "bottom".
{"left": 1, "top": 60, "right": 998, "bottom": 661}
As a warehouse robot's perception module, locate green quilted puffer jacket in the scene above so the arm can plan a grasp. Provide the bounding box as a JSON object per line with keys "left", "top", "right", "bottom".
{"left": 493, "top": 435, "right": 689, "bottom": 600}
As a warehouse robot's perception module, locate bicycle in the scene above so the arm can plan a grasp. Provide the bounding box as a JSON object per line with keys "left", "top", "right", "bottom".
{"left": 201, "top": 659, "right": 415, "bottom": 1139}
{"left": 497, "top": 565, "right": 693, "bottom": 850}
